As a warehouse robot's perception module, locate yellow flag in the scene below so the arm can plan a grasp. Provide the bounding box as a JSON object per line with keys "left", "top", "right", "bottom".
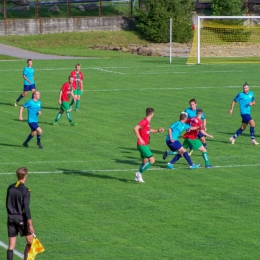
{"left": 27, "top": 236, "right": 45, "bottom": 260}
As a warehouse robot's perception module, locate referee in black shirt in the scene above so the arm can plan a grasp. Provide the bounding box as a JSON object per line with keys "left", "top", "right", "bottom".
{"left": 6, "top": 167, "right": 34, "bottom": 260}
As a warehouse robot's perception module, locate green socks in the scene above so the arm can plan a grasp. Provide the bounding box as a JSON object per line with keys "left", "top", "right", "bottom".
{"left": 202, "top": 152, "right": 210, "bottom": 166}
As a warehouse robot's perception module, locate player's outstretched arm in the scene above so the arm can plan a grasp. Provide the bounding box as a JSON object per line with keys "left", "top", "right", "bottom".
{"left": 19, "top": 106, "right": 24, "bottom": 121}
{"left": 200, "top": 129, "right": 213, "bottom": 139}
{"left": 150, "top": 128, "right": 164, "bottom": 133}
{"left": 229, "top": 100, "right": 235, "bottom": 114}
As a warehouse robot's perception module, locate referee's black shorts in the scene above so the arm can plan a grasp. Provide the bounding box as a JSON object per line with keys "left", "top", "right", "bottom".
{"left": 7, "top": 215, "right": 31, "bottom": 237}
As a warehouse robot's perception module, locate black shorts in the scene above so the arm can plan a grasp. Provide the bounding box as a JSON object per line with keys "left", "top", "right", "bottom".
{"left": 7, "top": 215, "right": 31, "bottom": 237}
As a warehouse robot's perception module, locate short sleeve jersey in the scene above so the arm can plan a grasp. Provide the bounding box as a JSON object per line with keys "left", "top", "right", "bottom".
{"left": 6, "top": 181, "right": 31, "bottom": 219}
{"left": 70, "top": 71, "right": 84, "bottom": 90}
{"left": 137, "top": 118, "right": 150, "bottom": 145}
{"left": 166, "top": 120, "right": 191, "bottom": 141}
{"left": 23, "top": 66, "right": 35, "bottom": 86}
{"left": 234, "top": 91, "right": 255, "bottom": 115}
{"left": 23, "top": 99, "right": 41, "bottom": 123}
{"left": 183, "top": 117, "right": 202, "bottom": 139}
{"left": 184, "top": 107, "right": 205, "bottom": 120}
{"left": 61, "top": 82, "right": 73, "bottom": 102}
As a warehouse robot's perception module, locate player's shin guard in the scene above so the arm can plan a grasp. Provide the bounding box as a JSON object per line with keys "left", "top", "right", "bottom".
{"left": 170, "top": 154, "right": 181, "bottom": 164}
{"left": 25, "top": 134, "right": 33, "bottom": 143}
{"left": 140, "top": 162, "right": 152, "bottom": 173}
{"left": 250, "top": 126, "right": 255, "bottom": 140}
{"left": 183, "top": 152, "right": 193, "bottom": 166}
{"left": 234, "top": 128, "right": 243, "bottom": 138}
{"left": 7, "top": 249, "right": 13, "bottom": 260}
{"left": 66, "top": 112, "right": 72, "bottom": 123}
{"left": 16, "top": 94, "right": 24, "bottom": 103}
{"left": 37, "top": 134, "right": 41, "bottom": 144}
{"left": 202, "top": 152, "right": 210, "bottom": 166}
{"left": 55, "top": 112, "right": 62, "bottom": 122}
{"left": 76, "top": 100, "right": 80, "bottom": 110}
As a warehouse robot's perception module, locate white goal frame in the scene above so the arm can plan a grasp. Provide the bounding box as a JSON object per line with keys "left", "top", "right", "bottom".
{"left": 196, "top": 15, "right": 260, "bottom": 64}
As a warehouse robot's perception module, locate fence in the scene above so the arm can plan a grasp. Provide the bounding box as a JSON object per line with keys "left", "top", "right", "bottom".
{"left": 0, "top": 0, "right": 138, "bottom": 19}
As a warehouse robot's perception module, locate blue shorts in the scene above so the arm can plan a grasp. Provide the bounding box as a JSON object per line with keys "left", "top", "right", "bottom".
{"left": 197, "top": 131, "right": 205, "bottom": 139}
{"left": 24, "top": 84, "right": 36, "bottom": 92}
{"left": 28, "top": 122, "right": 39, "bottom": 131}
{"left": 241, "top": 114, "right": 252, "bottom": 124}
{"left": 166, "top": 140, "right": 182, "bottom": 152}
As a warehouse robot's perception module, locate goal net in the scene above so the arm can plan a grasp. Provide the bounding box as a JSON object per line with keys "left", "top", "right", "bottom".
{"left": 187, "top": 16, "right": 260, "bottom": 64}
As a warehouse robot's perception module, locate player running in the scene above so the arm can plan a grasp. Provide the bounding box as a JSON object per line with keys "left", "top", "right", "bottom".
{"left": 70, "top": 63, "right": 84, "bottom": 111}
{"left": 184, "top": 98, "right": 207, "bottom": 154}
{"left": 163, "top": 112, "right": 201, "bottom": 170}
{"left": 19, "top": 91, "right": 43, "bottom": 149}
{"left": 133, "top": 108, "right": 164, "bottom": 183}
{"left": 182, "top": 109, "right": 213, "bottom": 168}
{"left": 229, "top": 82, "right": 259, "bottom": 145}
{"left": 53, "top": 76, "right": 77, "bottom": 126}
{"left": 15, "top": 59, "right": 36, "bottom": 106}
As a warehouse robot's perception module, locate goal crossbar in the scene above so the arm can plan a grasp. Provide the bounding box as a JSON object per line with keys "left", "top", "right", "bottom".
{"left": 187, "top": 15, "right": 260, "bottom": 64}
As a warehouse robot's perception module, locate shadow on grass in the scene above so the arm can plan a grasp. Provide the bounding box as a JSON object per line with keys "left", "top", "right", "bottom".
{"left": 41, "top": 106, "right": 59, "bottom": 110}
{"left": 1, "top": 102, "right": 17, "bottom": 107}
{"left": 59, "top": 168, "right": 132, "bottom": 183}
{"left": 0, "top": 142, "right": 38, "bottom": 148}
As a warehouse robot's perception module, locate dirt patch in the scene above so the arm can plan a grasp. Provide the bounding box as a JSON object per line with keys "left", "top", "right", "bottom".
{"left": 90, "top": 42, "right": 260, "bottom": 57}
{"left": 90, "top": 43, "right": 192, "bottom": 57}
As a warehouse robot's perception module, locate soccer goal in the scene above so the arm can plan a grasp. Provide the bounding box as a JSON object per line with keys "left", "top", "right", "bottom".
{"left": 187, "top": 16, "right": 260, "bottom": 64}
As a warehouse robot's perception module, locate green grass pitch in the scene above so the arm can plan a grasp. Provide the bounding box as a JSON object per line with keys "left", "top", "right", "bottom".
{"left": 0, "top": 56, "right": 260, "bottom": 259}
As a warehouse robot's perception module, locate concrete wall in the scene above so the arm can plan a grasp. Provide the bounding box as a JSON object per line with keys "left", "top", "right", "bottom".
{"left": 0, "top": 16, "right": 134, "bottom": 35}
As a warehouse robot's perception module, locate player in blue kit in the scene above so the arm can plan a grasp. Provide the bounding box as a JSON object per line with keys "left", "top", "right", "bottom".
{"left": 19, "top": 91, "right": 43, "bottom": 149}
{"left": 15, "top": 59, "right": 36, "bottom": 106}
{"left": 229, "top": 82, "right": 259, "bottom": 145}
{"left": 184, "top": 98, "right": 207, "bottom": 154}
{"left": 163, "top": 112, "right": 201, "bottom": 170}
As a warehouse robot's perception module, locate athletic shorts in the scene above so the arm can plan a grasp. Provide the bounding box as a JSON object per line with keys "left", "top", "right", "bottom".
{"left": 183, "top": 138, "right": 202, "bottom": 151}
{"left": 197, "top": 131, "right": 205, "bottom": 139}
{"left": 60, "top": 101, "right": 70, "bottom": 111}
{"left": 137, "top": 145, "right": 153, "bottom": 159}
{"left": 73, "top": 89, "right": 83, "bottom": 95}
{"left": 28, "top": 122, "right": 39, "bottom": 131}
{"left": 24, "top": 84, "right": 36, "bottom": 92}
{"left": 166, "top": 140, "right": 182, "bottom": 152}
{"left": 241, "top": 114, "right": 252, "bottom": 124}
{"left": 7, "top": 215, "right": 31, "bottom": 237}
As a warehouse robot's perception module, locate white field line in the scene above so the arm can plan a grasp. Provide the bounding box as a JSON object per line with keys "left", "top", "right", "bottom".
{"left": 0, "top": 241, "right": 23, "bottom": 259}
{"left": 92, "top": 68, "right": 125, "bottom": 74}
{"left": 1, "top": 85, "right": 260, "bottom": 93}
{"left": 0, "top": 163, "right": 260, "bottom": 175}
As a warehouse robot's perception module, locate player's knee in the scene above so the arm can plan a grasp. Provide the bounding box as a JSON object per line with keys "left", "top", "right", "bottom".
{"left": 150, "top": 157, "right": 155, "bottom": 164}
{"left": 38, "top": 128, "right": 42, "bottom": 135}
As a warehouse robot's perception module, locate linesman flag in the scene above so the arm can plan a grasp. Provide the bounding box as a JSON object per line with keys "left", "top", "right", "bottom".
{"left": 27, "top": 234, "right": 45, "bottom": 260}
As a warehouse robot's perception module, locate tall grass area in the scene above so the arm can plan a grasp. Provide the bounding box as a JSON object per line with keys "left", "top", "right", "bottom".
{"left": 0, "top": 31, "right": 151, "bottom": 57}
{"left": 0, "top": 45, "right": 260, "bottom": 259}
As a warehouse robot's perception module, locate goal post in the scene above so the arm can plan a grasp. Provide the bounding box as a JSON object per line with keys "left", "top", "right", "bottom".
{"left": 187, "top": 16, "right": 260, "bottom": 64}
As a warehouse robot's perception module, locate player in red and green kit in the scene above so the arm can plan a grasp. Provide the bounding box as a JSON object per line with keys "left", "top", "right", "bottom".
{"left": 182, "top": 109, "right": 213, "bottom": 168}
{"left": 53, "top": 76, "right": 77, "bottom": 126}
{"left": 70, "top": 63, "right": 84, "bottom": 111}
{"left": 133, "top": 108, "right": 164, "bottom": 183}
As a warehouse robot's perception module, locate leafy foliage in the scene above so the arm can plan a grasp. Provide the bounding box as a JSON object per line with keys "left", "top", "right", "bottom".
{"left": 212, "top": 0, "right": 244, "bottom": 16}
{"left": 135, "top": 0, "right": 194, "bottom": 43}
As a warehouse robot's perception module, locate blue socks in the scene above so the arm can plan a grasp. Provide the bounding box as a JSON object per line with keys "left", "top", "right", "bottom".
{"left": 250, "top": 126, "right": 255, "bottom": 140}
{"left": 233, "top": 128, "right": 243, "bottom": 139}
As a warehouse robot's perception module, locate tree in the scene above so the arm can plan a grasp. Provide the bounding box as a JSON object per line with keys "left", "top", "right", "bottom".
{"left": 212, "top": 0, "right": 244, "bottom": 16}
{"left": 135, "top": 0, "right": 194, "bottom": 43}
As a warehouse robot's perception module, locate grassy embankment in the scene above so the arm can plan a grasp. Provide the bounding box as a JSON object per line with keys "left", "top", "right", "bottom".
{"left": 0, "top": 31, "right": 151, "bottom": 58}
